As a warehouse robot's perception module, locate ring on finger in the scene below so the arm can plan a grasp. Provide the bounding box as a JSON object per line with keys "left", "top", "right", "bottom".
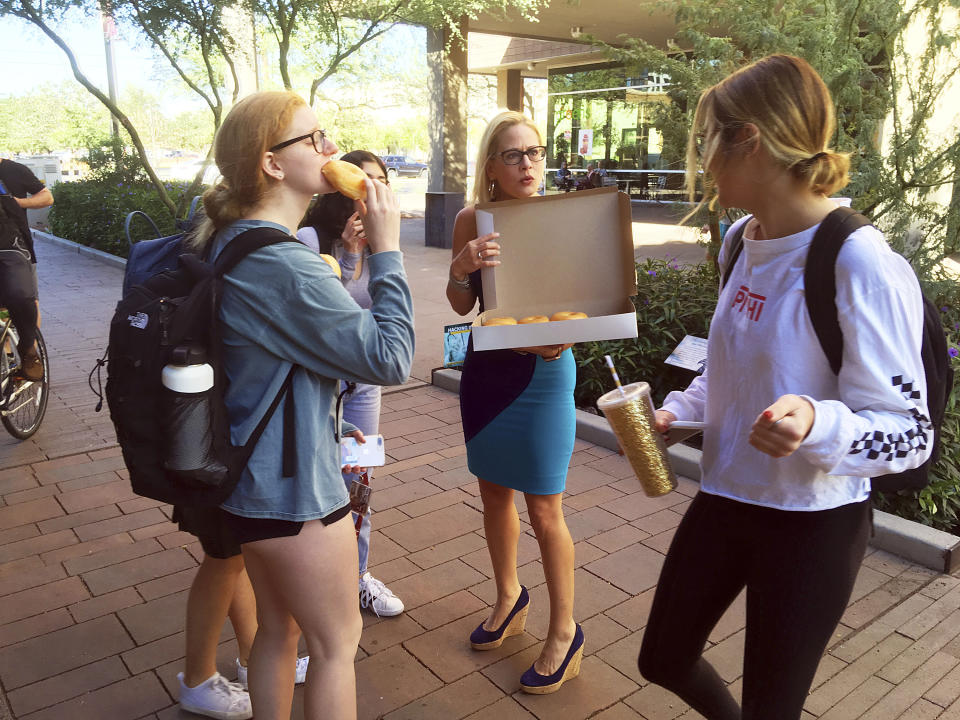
{"left": 478, "top": 250, "right": 484, "bottom": 259}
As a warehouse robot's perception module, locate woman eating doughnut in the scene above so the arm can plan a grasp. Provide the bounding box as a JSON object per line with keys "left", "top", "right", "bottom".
{"left": 187, "top": 91, "right": 414, "bottom": 720}
{"left": 445, "top": 110, "right": 582, "bottom": 695}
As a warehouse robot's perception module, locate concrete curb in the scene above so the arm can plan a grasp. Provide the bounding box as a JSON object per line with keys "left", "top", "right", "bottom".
{"left": 33, "top": 229, "right": 127, "bottom": 270}
{"left": 431, "top": 368, "right": 960, "bottom": 573}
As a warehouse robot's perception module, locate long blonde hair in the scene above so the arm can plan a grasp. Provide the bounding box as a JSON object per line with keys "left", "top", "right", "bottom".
{"left": 188, "top": 91, "right": 306, "bottom": 251}
{"left": 471, "top": 110, "right": 543, "bottom": 206}
{"left": 686, "top": 54, "right": 850, "bottom": 207}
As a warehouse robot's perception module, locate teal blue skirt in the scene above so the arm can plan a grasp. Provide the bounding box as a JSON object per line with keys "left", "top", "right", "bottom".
{"left": 461, "top": 348, "right": 576, "bottom": 495}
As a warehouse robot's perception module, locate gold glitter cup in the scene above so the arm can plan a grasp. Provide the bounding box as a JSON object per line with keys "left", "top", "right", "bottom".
{"left": 597, "top": 381, "right": 677, "bottom": 497}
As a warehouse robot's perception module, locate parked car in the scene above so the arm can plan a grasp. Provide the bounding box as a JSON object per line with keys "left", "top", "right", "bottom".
{"left": 382, "top": 155, "right": 428, "bottom": 178}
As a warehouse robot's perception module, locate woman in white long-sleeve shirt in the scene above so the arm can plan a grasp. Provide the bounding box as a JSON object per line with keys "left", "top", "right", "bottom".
{"left": 637, "top": 54, "right": 931, "bottom": 720}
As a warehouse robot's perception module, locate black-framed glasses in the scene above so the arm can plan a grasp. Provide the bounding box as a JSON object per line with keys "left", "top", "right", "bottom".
{"left": 498, "top": 146, "right": 547, "bottom": 165}
{"left": 270, "top": 129, "right": 326, "bottom": 154}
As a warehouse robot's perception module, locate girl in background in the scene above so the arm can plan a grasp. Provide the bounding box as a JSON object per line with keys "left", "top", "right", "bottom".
{"left": 298, "top": 150, "right": 404, "bottom": 618}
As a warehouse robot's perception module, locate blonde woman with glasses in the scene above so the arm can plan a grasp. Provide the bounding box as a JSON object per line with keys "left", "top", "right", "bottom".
{"left": 446, "top": 111, "right": 583, "bottom": 695}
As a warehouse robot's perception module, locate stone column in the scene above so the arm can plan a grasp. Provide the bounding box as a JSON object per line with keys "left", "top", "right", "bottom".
{"left": 425, "top": 18, "right": 468, "bottom": 248}
{"left": 496, "top": 69, "right": 523, "bottom": 112}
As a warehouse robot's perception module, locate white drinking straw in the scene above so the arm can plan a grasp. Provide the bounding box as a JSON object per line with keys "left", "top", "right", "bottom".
{"left": 604, "top": 355, "right": 626, "bottom": 397}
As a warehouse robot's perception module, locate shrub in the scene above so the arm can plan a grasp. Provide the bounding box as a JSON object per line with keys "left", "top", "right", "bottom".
{"left": 48, "top": 178, "right": 193, "bottom": 259}
{"left": 574, "top": 256, "right": 717, "bottom": 410}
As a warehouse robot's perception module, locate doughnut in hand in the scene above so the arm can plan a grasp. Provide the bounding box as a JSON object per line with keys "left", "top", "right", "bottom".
{"left": 519, "top": 315, "right": 549, "bottom": 324}
{"left": 483, "top": 316, "right": 517, "bottom": 326}
{"left": 318, "top": 253, "right": 341, "bottom": 278}
{"left": 550, "top": 311, "right": 589, "bottom": 321}
{"left": 321, "top": 159, "right": 368, "bottom": 201}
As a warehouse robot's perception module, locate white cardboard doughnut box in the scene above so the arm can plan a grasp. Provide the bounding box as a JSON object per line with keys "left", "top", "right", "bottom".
{"left": 471, "top": 186, "right": 639, "bottom": 351}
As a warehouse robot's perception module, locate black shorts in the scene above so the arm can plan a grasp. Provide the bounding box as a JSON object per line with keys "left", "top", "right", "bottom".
{"left": 223, "top": 504, "right": 351, "bottom": 546}
{"left": 173, "top": 505, "right": 242, "bottom": 559}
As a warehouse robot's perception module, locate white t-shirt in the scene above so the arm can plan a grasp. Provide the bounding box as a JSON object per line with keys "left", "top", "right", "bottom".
{"left": 662, "top": 214, "right": 932, "bottom": 511}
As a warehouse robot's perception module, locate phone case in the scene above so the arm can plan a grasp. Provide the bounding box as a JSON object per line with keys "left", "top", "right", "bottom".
{"left": 340, "top": 434, "right": 386, "bottom": 467}
{"left": 665, "top": 421, "right": 705, "bottom": 447}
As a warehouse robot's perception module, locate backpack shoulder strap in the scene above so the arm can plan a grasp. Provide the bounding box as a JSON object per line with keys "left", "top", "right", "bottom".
{"left": 720, "top": 219, "right": 749, "bottom": 289}
{"left": 804, "top": 206, "right": 872, "bottom": 375}
{"left": 214, "top": 227, "right": 296, "bottom": 277}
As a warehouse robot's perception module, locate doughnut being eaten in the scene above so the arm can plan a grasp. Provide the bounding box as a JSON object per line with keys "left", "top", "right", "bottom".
{"left": 518, "top": 315, "right": 549, "bottom": 324}
{"left": 550, "top": 311, "right": 589, "bottom": 321}
{"left": 321, "top": 159, "right": 368, "bottom": 201}
{"left": 318, "top": 253, "right": 341, "bottom": 278}
{"left": 483, "top": 316, "right": 517, "bottom": 326}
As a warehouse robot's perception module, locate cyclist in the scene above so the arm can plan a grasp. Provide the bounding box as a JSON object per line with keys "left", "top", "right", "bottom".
{"left": 0, "top": 158, "right": 54, "bottom": 381}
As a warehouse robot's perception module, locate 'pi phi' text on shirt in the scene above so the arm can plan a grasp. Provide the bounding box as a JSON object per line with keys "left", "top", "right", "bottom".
{"left": 732, "top": 285, "right": 766, "bottom": 321}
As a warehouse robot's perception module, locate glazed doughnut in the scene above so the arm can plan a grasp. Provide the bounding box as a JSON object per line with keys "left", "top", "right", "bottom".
{"left": 321, "top": 159, "right": 368, "bottom": 201}
{"left": 518, "top": 315, "right": 550, "bottom": 324}
{"left": 483, "top": 316, "right": 518, "bottom": 326}
{"left": 318, "top": 253, "right": 341, "bottom": 278}
{"left": 550, "top": 311, "right": 589, "bottom": 321}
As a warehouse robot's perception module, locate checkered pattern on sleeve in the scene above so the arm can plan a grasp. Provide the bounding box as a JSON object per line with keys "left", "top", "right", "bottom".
{"left": 848, "top": 375, "right": 931, "bottom": 461}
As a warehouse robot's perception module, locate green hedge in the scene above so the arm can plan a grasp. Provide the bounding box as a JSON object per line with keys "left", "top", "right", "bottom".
{"left": 573, "top": 256, "right": 716, "bottom": 409}
{"left": 47, "top": 179, "right": 193, "bottom": 259}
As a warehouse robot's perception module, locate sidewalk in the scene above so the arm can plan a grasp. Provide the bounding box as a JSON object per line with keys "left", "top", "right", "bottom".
{"left": 1, "top": 223, "right": 959, "bottom": 719}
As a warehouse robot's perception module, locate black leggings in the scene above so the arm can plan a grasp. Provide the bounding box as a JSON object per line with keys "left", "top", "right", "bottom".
{"left": 638, "top": 491, "right": 870, "bottom": 720}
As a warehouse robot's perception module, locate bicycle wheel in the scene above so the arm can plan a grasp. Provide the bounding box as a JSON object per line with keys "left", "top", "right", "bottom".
{"left": 1, "top": 326, "right": 50, "bottom": 440}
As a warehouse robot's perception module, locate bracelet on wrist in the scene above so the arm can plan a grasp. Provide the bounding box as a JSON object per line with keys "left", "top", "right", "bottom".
{"left": 448, "top": 267, "right": 472, "bottom": 290}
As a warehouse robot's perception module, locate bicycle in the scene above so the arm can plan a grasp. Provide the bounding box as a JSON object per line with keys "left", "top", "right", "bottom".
{"left": 0, "top": 308, "right": 49, "bottom": 439}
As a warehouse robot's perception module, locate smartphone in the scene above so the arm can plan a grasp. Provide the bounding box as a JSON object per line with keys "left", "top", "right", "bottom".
{"left": 665, "top": 420, "right": 705, "bottom": 447}
{"left": 340, "top": 434, "right": 386, "bottom": 467}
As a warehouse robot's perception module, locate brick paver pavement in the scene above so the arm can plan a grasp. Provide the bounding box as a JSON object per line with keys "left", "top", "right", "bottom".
{"left": 1, "top": 226, "right": 959, "bottom": 719}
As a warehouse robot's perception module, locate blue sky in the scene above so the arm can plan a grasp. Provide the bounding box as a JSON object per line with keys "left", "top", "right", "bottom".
{"left": 0, "top": 10, "right": 158, "bottom": 97}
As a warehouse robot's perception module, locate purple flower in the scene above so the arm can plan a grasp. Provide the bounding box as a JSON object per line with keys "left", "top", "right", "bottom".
{"left": 647, "top": 270, "right": 657, "bottom": 276}
{"left": 942, "top": 306, "right": 949, "bottom": 313}
{"left": 950, "top": 347, "right": 959, "bottom": 358}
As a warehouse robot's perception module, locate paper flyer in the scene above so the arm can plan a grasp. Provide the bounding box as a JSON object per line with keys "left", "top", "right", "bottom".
{"left": 664, "top": 335, "right": 708, "bottom": 374}
{"left": 443, "top": 322, "right": 472, "bottom": 367}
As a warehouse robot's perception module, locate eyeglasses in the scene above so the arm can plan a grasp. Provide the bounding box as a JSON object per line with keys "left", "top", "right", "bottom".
{"left": 270, "top": 129, "right": 327, "bottom": 154}
{"left": 497, "top": 146, "right": 547, "bottom": 165}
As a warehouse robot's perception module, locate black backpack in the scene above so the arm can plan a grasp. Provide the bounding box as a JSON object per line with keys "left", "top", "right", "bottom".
{"left": 101, "top": 227, "right": 300, "bottom": 506}
{"left": 0, "top": 183, "right": 29, "bottom": 259}
{"left": 722, "top": 207, "right": 954, "bottom": 492}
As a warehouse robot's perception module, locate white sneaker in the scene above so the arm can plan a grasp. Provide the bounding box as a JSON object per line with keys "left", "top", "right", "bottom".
{"left": 359, "top": 572, "right": 404, "bottom": 617}
{"left": 235, "top": 656, "right": 309, "bottom": 690}
{"left": 177, "top": 671, "right": 251, "bottom": 720}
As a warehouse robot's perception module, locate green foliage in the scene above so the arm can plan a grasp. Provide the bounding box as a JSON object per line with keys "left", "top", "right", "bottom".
{"left": 873, "top": 280, "right": 960, "bottom": 533}
{"left": 601, "top": 0, "right": 959, "bottom": 259}
{"left": 0, "top": 82, "right": 110, "bottom": 153}
{"left": 573, "top": 257, "right": 717, "bottom": 410}
{"left": 84, "top": 136, "right": 150, "bottom": 186}
{"left": 47, "top": 178, "right": 194, "bottom": 258}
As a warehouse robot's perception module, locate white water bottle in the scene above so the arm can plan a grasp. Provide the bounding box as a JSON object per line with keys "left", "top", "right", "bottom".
{"left": 161, "top": 345, "right": 226, "bottom": 483}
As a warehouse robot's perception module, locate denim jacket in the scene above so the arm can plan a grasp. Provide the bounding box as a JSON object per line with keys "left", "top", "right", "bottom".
{"left": 212, "top": 221, "right": 415, "bottom": 520}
